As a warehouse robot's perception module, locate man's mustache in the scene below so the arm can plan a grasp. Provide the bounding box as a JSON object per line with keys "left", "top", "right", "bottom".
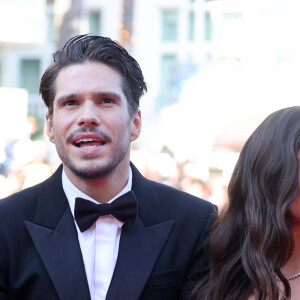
{"left": 66, "top": 128, "right": 112, "bottom": 143}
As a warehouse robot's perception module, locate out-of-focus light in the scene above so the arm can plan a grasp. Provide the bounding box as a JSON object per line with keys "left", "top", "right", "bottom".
{"left": 120, "top": 29, "right": 130, "bottom": 39}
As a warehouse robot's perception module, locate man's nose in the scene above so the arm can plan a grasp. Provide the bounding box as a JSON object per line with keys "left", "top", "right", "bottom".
{"left": 77, "top": 101, "right": 100, "bottom": 127}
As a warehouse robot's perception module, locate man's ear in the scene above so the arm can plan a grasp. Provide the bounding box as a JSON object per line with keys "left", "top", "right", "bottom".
{"left": 130, "top": 110, "right": 142, "bottom": 142}
{"left": 46, "top": 113, "right": 55, "bottom": 144}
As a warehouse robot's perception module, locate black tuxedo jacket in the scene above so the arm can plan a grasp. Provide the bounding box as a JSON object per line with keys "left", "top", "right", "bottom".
{"left": 0, "top": 164, "right": 215, "bottom": 300}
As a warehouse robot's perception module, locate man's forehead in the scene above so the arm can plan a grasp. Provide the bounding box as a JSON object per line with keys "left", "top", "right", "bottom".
{"left": 54, "top": 63, "right": 125, "bottom": 97}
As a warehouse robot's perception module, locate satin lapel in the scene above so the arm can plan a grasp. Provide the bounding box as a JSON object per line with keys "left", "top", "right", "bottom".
{"left": 25, "top": 166, "right": 90, "bottom": 300}
{"left": 106, "top": 215, "right": 174, "bottom": 300}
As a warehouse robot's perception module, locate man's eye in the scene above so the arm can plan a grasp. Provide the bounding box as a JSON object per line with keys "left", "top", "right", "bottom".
{"left": 103, "top": 98, "right": 114, "bottom": 104}
{"left": 65, "top": 100, "right": 76, "bottom": 106}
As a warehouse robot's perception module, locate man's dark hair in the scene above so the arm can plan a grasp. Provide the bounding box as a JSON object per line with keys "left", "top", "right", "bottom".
{"left": 39, "top": 34, "right": 147, "bottom": 117}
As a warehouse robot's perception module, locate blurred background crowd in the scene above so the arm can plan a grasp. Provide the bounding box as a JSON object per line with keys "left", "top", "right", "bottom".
{"left": 1, "top": 0, "right": 300, "bottom": 208}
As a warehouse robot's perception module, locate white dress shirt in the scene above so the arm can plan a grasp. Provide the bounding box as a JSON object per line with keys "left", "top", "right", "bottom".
{"left": 62, "top": 167, "right": 132, "bottom": 300}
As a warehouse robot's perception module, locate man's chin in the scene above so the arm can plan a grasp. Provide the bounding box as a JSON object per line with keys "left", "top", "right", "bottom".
{"left": 68, "top": 164, "right": 116, "bottom": 180}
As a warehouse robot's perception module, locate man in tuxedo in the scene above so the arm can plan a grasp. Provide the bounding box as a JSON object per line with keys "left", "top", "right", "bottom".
{"left": 0, "top": 35, "right": 215, "bottom": 300}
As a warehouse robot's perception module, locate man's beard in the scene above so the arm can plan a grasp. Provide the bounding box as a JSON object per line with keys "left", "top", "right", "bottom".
{"left": 62, "top": 147, "right": 129, "bottom": 179}
{"left": 55, "top": 127, "right": 131, "bottom": 180}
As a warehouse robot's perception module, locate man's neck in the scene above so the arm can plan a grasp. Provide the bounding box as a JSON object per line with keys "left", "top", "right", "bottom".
{"left": 63, "top": 163, "right": 130, "bottom": 203}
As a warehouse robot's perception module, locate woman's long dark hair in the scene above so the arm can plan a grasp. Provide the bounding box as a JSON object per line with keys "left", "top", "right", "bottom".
{"left": 193, "top": 106, "right": 300, "bottom": 300}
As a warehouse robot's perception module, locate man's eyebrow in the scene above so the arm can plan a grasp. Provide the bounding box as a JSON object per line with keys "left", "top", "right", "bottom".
{"left": 93, "top": 92, "right": 122, "bottom": 100}
{"left": 56, "top": 92, "right": 122, "bottom": 104}
{"left": 56, "top": 93, "right": 81, "bottom": 104}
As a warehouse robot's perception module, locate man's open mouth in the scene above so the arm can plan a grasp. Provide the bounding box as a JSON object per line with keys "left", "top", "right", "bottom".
{"left": 74, "top": 138, "right": 106, "bottom": 149}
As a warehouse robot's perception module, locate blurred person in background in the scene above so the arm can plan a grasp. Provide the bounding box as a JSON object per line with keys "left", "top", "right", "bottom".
{"left": 0, "top": 116, "right": 53, "bottom": 196}
{"left": 21, "top": 140, "right": 52, "bottom": 189}
{"left": 192, "top": 106, "right": 300, "bottom": 300}
{"left": 0, "top": 35, "right": 215, "bottom": 300}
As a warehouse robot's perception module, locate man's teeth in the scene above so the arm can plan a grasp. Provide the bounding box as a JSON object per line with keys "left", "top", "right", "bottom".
{"left": 81, "top": 145, "right": 97, "bottom": 149}
{"left": 76, "top": 138, "right": 96, "bottom": 144}
{"left": 74, "top": 138, "right": 105, "bottom": 148}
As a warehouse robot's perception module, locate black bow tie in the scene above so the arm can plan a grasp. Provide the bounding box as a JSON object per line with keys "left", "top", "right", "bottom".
{"left": 74, "top": 191, "right": 137, "bottom": 232}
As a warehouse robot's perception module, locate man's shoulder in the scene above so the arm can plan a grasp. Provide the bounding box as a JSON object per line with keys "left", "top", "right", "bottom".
{"left": 140, "top": 179, "right": 216, "bottom": 241}
{"left": 151, "top": 178, "right": 210, "bottom": 202}
{"left": 0, "top": 183, "right": 41, "bottom": 219}
{"left": 146, "top": 178, "right": 215, "bottom": 216}
{"left": 0, "top": 165, "right": 63, "bottom": 212}
{"left": 132, "top": 163, "right": 211, "bottom": 205}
